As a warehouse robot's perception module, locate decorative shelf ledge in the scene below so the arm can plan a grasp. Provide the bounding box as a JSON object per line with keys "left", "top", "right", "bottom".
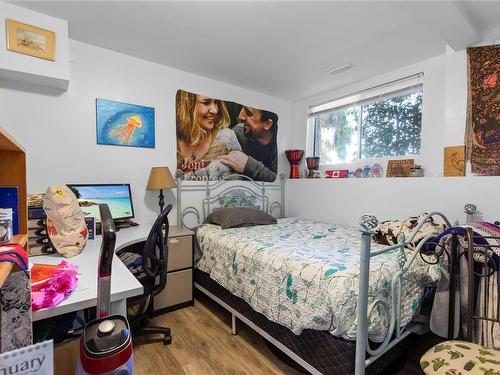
{"left": 285, "top": 175, "right": 500, "bottom": 182}
{"left": 0, "top": 2, "right": 70, "bottom": 91}
{"left": 0, "top": 68, "right": 69, "bottom": 91}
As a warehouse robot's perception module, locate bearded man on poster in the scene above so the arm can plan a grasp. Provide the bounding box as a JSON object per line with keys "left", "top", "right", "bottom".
{"left": 219, "top": 106, "right": 278, "bottom": 182}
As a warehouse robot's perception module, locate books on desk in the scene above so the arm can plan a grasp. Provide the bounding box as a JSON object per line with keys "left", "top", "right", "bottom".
{"left": 27, "top": 207, "right": 55, "bottom": 257}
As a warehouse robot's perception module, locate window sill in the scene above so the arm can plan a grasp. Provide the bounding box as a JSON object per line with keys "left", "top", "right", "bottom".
{"left": 285, "top": 175, "right": 500, "bottom": 181}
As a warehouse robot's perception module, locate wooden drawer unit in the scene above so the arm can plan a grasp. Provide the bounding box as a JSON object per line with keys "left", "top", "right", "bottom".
{"left": 154, "top": 269, "right": 193, "bottom": 311}
{"left": 153, "top": 225, "right": 194, "bottom": 314}
{"left": 167, "top": 235, "right": 192, "bottom": 271}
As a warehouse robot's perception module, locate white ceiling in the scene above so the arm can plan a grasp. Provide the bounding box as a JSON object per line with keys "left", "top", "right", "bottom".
{"left": 10, "top": 1, "right": 500, "bottom": 101}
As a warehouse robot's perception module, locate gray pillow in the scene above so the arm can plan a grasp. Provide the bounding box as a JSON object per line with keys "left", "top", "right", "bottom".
{"left": 205, "top": 207, "right": 277, "bottom": 229}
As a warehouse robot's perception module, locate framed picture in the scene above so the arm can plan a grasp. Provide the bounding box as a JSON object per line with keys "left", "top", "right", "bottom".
{"left": 386, "top": 159, "right": 414, "bottom": 177}
{"left": 6, "top": 19, "right": 56, "bottom": 61}
{"left": 444, "top": 145, "right": 465, "bottom": 177}
{"left": 96, "top": 98, "right": 155, "bottom": 148}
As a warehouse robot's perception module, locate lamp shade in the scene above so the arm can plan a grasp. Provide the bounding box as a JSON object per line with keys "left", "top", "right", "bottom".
{"left": 146, "top": 167, "right": 176, "bottom": 190}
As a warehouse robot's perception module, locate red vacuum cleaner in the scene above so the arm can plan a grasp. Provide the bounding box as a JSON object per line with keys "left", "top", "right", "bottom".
{"left": 76, "top": 204, "right": 134, "bottom": 375}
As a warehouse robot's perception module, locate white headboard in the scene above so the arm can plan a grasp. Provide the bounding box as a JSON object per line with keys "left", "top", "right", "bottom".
{"left": 176, "top": 174, "right": 285, "bottom": 230}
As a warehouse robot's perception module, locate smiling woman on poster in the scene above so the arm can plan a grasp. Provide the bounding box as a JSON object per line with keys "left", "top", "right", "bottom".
{"left": 176, "top": 90, "right": 241, "bottom": 179}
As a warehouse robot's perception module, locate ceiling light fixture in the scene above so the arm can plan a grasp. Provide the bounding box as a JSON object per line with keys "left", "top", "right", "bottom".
{"left": 325, "top": 63, "right": 353, "bottom": 76}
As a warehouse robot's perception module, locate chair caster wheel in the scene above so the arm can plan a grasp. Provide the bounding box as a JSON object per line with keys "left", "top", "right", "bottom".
{"left": 163, "top": 336, "right": 172, "bottom": 345}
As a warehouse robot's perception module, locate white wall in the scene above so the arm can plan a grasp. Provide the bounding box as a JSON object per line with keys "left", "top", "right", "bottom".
{"left": 288, "top": 43, "right": 500, "bottom": 224}
{"left": 0, "top": 39, "right": 292, "bottom": 226}
{"left": 0, "top": 1, "right": 69, "bottom": 89}
{"left": 443, "top": 46, "right": 468, "bottom": 148}
{"left": 285, "top": 177, "right": 500, "bottom": 226}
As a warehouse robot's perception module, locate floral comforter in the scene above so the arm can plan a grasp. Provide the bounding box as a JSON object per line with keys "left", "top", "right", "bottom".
{"left": 196, "top": 217, "right": 439, "bottom": 341}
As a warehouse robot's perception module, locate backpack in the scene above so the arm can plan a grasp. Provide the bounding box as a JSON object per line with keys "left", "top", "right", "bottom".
{"left": 43, "top": 185, "right": 88, "bottom": 258}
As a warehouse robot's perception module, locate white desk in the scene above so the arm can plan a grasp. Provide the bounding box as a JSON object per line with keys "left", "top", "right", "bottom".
{"left": 31, "top": 225, "right": 151, "bottom": 321}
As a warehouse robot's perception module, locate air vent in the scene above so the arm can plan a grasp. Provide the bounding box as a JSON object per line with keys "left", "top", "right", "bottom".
{"left": 325, "top": 63, "right": 353, "bottom": 76}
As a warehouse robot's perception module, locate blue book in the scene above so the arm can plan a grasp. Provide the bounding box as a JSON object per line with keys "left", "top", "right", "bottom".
{"left": 0, "top": 186, "right": 19, "bottom": 234}
{"left": 28, "top": 207, "right": 46, "bottom": 220}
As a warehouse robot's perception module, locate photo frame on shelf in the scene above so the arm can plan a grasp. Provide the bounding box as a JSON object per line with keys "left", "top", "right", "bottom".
{"left": 6, "top": 19, "right": 56, "bottom": 61}
{"left": 444, "top": 145, "right": 465, "bottom": 177}
{"left": 386, "top": 159, "right": 414, "bottom": 177}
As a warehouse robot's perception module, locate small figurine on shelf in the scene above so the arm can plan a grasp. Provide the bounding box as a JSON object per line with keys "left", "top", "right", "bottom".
{"left": 305, "top": 157, "right": 320, "bottom": 178}
{"left": 408, "top": 165, "right": 424, "bottom": 177}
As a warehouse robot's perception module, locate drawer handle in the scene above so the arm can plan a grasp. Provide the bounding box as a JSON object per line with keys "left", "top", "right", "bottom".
{"left": 169, "top": 238, "right": 180, "bottom": 244}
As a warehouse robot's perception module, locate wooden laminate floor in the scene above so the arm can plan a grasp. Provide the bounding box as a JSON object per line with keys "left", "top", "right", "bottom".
{"left": 134, "top": 293, "right": 439, "bottom": 374}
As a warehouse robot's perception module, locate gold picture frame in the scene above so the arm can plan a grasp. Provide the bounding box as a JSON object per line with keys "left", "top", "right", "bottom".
{"left": 6, "top": 19, "right": 55, "bottom": 61}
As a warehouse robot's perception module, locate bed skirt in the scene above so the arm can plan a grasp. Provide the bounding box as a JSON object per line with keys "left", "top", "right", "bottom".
{"left": 195, "top": 269, "right": 407, "bottom": 375}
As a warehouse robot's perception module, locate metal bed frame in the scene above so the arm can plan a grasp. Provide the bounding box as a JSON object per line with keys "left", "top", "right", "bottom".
{"left": 176, "top": 174, "right": 284, "bottom": 230}
{"left": 441, "top": 218, "right": 500, "bottom": 344}
{"left": 176, "top": 174, "right": 454, "bottom": 375}
{"left": 418, "top": 204, "right": 500, "bottom": 342}
{"left": 416, "top": 208, "right": 500, "bottom": 349}
{"left": 355, "top": 212, "right": 452, "bottom": 375}
{"left": 465, "top": 226, "right": 500, "bottom": 344}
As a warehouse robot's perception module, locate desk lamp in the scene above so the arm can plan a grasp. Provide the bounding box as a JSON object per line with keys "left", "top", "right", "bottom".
{"left": 146, "top": 167, "right": 176, "bottom": 213}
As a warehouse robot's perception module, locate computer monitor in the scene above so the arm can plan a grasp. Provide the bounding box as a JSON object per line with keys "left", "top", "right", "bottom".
{"left": 67, "top": 184, "right": 135, "bottom": 223}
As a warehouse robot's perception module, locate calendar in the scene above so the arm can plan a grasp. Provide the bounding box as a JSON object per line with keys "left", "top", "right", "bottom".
{"left": 0, "top": 340, "right": 53, "bottom": 375}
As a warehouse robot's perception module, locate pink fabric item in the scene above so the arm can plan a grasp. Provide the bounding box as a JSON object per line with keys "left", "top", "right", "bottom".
{"left": 478, "top": 221, "right": 500, "bottom": 234}
{"left": 31, "top": 260, "right": 79, "bottom": 311}
{"left": 0, "top": 244, "right": 29, "bottom": 271}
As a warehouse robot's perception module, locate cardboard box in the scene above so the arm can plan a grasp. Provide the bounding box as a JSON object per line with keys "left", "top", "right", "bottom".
{"left": 54, "top": 338, "right": 79, "bottom": 375}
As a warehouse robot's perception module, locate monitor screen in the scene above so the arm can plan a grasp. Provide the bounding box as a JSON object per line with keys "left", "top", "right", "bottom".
{"left": 67, "top": 184, "right": 135, "bottom": 222}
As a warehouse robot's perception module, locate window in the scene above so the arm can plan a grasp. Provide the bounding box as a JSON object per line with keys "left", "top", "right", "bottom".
{"left": 309, "top": 74, "right": 423, "bottom": 165}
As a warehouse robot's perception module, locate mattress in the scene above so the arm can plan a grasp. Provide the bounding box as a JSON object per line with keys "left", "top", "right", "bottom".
{"left": 195, "top": 269, "right": 406, "bottom": 375}
{"left": 196, "top": 217, "right": 439, "bottom": 341}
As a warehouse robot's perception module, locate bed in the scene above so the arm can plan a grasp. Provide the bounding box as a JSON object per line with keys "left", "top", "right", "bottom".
{"left": 176, "top": 174, "right": 452, "bottom": 375}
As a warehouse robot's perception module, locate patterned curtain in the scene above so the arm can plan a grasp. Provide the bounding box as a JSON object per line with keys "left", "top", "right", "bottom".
{"left": 465, "top": 44, "right": 500, "bottom": 176}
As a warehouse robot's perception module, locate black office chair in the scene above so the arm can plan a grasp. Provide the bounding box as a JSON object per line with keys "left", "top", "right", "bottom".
{"left": 117, "top": 204, "right": 173, "bottom": 345}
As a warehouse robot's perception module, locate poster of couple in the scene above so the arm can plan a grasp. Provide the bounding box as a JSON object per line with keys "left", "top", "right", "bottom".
{"left": 176, "top": 89, "right": 278, "bottom": 182}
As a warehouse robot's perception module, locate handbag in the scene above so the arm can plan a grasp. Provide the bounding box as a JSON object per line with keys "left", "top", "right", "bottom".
{"left": 43, "top": 185, "right": 88, "bottom": 258}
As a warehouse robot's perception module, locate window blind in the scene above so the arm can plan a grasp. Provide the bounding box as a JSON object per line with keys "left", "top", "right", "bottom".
{"left": 308, "top": 73, "right": 424, "bottom": 118}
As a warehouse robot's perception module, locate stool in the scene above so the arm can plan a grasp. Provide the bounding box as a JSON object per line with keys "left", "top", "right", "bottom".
{"left": 420, "top": 340, "right": 500, "bottom": 375}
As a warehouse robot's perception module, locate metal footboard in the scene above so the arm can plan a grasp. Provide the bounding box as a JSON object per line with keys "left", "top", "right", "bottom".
{"left": 355, "top": 212, "right": 452, "bottom": 375}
